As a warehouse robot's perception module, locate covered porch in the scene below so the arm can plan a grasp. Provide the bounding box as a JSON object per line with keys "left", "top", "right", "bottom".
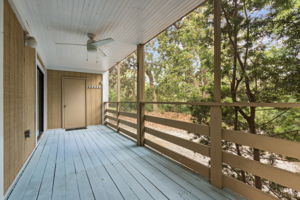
{"left": 0, "top": 0, "right": 299, "bottom": 199}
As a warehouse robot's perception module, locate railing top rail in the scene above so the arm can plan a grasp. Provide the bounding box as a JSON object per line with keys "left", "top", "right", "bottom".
{"left": 105, "top": 101, "right": 137, "bottom": 104}
{"left": 104, "top": 101, "right": 300, "bottom": 108}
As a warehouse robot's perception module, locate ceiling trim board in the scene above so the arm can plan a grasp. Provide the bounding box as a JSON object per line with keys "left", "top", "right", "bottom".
{"left": 47, "top": 65, "right": 104, "bottom": 74}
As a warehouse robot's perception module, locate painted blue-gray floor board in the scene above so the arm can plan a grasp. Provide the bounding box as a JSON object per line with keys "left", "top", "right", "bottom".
{"left": 7, "top": 125, "right": 245, "bottom": 200}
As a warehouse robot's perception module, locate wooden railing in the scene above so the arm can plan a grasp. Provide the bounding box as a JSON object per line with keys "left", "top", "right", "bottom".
{"left": 104, "top": 102, "right": 138, "bottom": 140}
{"left": 104, "top": 101, "right": 300, "bottom": 200}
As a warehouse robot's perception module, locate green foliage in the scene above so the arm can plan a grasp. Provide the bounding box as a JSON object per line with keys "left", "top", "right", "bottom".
{"left": 109, "top": 67, "right": 117, "bottom": 102}
{"left": 112, "top": 0, "right": 300, "bottom": 198}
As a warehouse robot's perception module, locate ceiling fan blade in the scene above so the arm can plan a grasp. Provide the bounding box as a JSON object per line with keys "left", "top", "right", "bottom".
{"left": 55, "top": 42, "right": 86, "bottom": 46}
{"left": 98, "top": 48, "right": 107, "bottom": 57}
{"left": 91, "top": 38, "right": 114, "bottom": 47}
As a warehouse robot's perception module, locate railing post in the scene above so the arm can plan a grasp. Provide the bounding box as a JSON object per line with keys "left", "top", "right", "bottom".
{"left": 117, "top": 63, "right": 120, "bottom": 102}
{"left": 137, "top": 44, "right": 145, "bottom": 146}
{"left": 116, "top": 63, "right": 121, "bottom": 132}
{"left": 209, "top": 0, "right": 223, "bottom": 188}
{"left": 103, "top": 102, "right": 108, "bottom": 125}
{"left": 116, "top": 102, "right": 120, "bottom": 132}
{"left": 209, "top": 106, "right": 222, "bottom": 188}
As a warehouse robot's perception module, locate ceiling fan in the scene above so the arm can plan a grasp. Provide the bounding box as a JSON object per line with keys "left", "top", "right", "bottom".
{"left": 55, "top": 33, "right": 113, "bottom": 56}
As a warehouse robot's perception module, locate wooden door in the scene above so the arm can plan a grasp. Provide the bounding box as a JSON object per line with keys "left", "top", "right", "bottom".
{"left": 63, "top": 78, "right": 87, "bottom": 129}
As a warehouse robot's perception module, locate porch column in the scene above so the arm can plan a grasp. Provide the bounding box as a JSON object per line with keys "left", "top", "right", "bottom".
{"left": 116, "top": 64, "right": 121, "bottom": 131}
{"left": 209, "top": 0, "right": 223, "bottom": 188}
{"left": 137, "top": 44, "right": 145, "bottom": 146}
{"left": 117, "top": 64, "right": 120, "bottom": 102}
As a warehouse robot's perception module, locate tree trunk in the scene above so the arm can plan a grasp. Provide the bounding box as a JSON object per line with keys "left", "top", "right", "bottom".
{"left": 234, "top": 109, "right": 246, "bottom": 182}
{"left": 145, "top": 69, "right": 158, "bottom": 112}
{"left": 223, "top": 0, "right": 262, "bottom": 189}
{"left": 247, "top": 108, "right": 262, "bottom": 189}
{"left": 230, "top": 0, "right": 246, "bottom": 183}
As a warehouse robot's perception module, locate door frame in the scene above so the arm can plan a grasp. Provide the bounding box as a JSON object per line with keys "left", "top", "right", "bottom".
{"left": 62, "top": 77, "right": 87, "bottom": 129}
{"left": 36, "top": 66, "right": 45, "bottom": 140}
{"left": 35, "top": 61, "right": 46, "bottom": 144}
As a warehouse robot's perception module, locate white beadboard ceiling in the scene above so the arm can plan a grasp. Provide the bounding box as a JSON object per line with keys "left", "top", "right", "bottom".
{"left": 10, "top": 0, "right": 204, "bottom": 73}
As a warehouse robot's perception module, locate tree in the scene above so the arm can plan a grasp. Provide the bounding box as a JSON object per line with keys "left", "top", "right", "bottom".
{"left": 114, "top": 0, "right": 300, "bottom": 198}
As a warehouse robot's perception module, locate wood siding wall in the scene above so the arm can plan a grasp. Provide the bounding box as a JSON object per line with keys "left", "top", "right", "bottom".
{"left": 3, "top": 0, "right": 37, "bottom": 192}
{"left": 47, "top": 70, "right": 102, "bottom": 129}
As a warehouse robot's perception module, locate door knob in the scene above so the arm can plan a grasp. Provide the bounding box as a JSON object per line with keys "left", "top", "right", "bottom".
{"left": 64, "top": 105, "right": 66, "bottom": 108}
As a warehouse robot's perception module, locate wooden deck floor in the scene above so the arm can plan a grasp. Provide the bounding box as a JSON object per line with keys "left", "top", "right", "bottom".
{"left": 7, "top": 125, "right": 245, "bottom": 200}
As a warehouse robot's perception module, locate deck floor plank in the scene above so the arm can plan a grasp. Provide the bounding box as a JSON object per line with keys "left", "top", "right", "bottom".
{"left": 86, "top": 129, "right": 161, "bottom": 200}
{"left": 89, "top": 127, "right": 203, "bottom": 200}
{"left": 69, "top": 130, "right": 95, "bottom": 200}
{"left": 74, "top": 129, "right": 117, "bottom": 200}
{"left": 37, "top": 131, "right": 59, "bottom": 200}
{"left": 65, "top": 131, "right": 81, "bottom": 200}
{"left": 52, "top": 130, "right": 67, "bottom": 200}
{"left": 96, "top": 126, "right": 238, "bottom": 200}
{"left": 75, "top": 131, "right": 124, "bottom": 200}
{"left": 98, "top": 126, "right": 244, "bottom": 200}
{"left": 7, "top": 125, "right": 245, "bottom": 200}
{"left": 79, "top": 130, "right": 139, "bottom": 200}
{"left": 91, "top": 128, "right": 214, "bottom": 200}
{"left": 87, "top": 129, "right": 169, "bottom": 200}
{"left": 22, "top": 132, "right": 55, "bottom": 200}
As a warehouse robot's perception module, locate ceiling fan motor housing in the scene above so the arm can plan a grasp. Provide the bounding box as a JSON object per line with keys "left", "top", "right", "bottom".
{"left": 87, "top": 43, "right": 98, "bottom": 52}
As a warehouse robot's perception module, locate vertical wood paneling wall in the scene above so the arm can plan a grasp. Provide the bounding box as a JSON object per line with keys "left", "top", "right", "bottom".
{"left": 24, "top": 47, "right": 36, "bottom": 157}
{"left": 3, "top": 0, "right": 37, "bottom": 193}
{"left": 47, "top": 70, "right": 102, "bottom": 129}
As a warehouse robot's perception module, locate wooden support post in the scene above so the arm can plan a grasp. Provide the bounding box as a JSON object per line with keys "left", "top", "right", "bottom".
{"left": 104, "top": 102, "right": 108, "bottom": 125}
{"left": 117, "top": 64, "right": 121, "bottom": 102}
{"left": 137, "top": 44, "right": 145, "bottom": 146}
{"left": 116, "top": 102, "right": 120, "bottom": 131}
{"left": 209, "top": 0, "right": 223, "bottom": 188}
{"left": 116, "top": 64, "right": 121, "bottom": 131}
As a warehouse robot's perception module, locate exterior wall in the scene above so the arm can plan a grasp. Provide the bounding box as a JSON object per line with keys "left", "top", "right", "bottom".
{"left": 102, "top": 71, "right": 109, "bottom": 124}
{"left": 47, "top": 70, "right": 102, "bottom": 129}
{"left": 3, "top": 0, "right": 37, "bottom": 193}
{"left": 24, "top": 47, "right": 36, "bottom": 157}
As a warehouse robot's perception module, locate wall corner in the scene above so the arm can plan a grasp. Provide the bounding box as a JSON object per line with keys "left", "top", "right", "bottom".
{"left": 102, "top": 71, "right": 109, "bottom": 124}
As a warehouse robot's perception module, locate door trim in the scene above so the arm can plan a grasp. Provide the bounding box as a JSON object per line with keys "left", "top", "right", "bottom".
{"left": 62, "top": 77, "right": 87, "bottom": 129}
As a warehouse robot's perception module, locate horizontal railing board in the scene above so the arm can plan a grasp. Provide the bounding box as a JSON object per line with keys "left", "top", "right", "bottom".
{"left": 105, "top": 115, "right": 118, "bottom": 122}
{"left": 119, "top": 119, "right": 137, "bottom": 129}
{"left": 140, "top": 102, "right": 300, "bottom": 108}
{"left": 223, "top": 129, "right": 300, "bottom": 160}
{"left": 105, "top": 101, "right": 137, "bottom": 104}
{"left": 145, "top": 127, "right": 210, "bottom": 157}
{"left": 223, "top": 152, "right": 300, "bottom": 192}
{"left": 105, "top": 101, "right": 300, "bottom": 108}
{"left": 119, "top": 127, "right": 137, "bottom": 140}
{"left": 105, "top": 109, "right": 118, "bottom": 114}
{"left": 223, "top": 175, "right": 277, "bottom": 200}
{"left": 119, "top": 111, "right": 137, "bottom": 119}
{"left": 144, "top": 115, "right": 209, "bottom": 136}
{"left": 145, "top": 139, "right": 209, "bottom": 177}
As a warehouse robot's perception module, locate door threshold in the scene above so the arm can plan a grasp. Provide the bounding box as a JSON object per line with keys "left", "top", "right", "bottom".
{"left": 65, "top": 127, "right": 87, "bottom": 131}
